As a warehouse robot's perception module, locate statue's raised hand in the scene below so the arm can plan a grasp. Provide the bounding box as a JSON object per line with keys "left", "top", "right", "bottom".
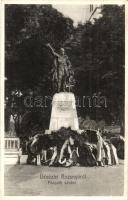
{"left": 45, "top": 43, "right": 58, "bottom": 57}
{"left": 46, "top": 43, "right": 51, "bottom": 48}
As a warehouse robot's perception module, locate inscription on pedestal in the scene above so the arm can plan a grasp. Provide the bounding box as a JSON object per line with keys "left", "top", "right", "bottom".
{"left": 49, "top": 92, "right": 79, "bottom": 131}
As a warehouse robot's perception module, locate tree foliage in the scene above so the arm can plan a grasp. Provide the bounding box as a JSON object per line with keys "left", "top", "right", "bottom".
{"left": 5, "top": 4, "right": 74, "bottom": 93}
{"left": 5, "top": 5, "right": 125, "bottom": 135}
{"left": 66, "top": 5, "right": 124, "bottom": 129}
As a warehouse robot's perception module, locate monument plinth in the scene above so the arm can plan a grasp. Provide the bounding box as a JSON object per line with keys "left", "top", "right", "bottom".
{"left": 49, "top": 92, "right": 79, "bottom": 131}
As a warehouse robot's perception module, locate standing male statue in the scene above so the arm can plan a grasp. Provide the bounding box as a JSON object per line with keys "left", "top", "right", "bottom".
{"left": 46, "top": 43, "right": 72, "bottom": 92}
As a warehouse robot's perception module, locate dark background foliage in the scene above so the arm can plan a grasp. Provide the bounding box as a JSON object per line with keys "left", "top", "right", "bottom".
{"left": 5, "top": 4, "right": 125, "bottom": 136}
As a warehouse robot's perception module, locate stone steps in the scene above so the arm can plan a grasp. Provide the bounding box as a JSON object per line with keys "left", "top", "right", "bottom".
{"left": 4, "top": 151, "right": 20, "bottom": 165}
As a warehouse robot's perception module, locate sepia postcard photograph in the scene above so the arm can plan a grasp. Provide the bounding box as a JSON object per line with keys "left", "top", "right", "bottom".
{"left": 0, "top": 0, "right": 127, "bottom": 199}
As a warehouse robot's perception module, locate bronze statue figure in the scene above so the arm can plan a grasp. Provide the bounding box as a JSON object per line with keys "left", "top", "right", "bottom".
{"left": 46, "top": 43, "right": 73, "bottom": 92}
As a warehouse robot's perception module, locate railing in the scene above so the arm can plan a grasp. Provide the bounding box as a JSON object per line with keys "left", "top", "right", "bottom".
{"left": 4, "top": 137, "right": 21, "bottom": 164}
{"left": 4, "top": 137, "right": 20, "bottom": 151}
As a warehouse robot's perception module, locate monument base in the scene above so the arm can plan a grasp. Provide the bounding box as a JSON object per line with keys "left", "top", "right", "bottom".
{"left": 49, "top": 92, "right": 79, "bottom": 131}
{"left": 45, "top": 129, "right": 84, "bottom": 134}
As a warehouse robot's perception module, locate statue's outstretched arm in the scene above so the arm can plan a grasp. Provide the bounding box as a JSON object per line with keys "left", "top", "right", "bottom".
{"left": 46, "top": 43, "right": 59, "bottom": 57}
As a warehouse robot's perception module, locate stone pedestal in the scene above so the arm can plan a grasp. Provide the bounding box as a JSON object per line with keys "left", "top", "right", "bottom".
{"left": 49, "top": 92, "right": 79, "bottom": 131}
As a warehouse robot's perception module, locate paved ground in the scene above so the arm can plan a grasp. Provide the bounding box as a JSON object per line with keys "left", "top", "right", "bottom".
{"left": 4, "top": 160, "right": 124, "bottom": 196}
